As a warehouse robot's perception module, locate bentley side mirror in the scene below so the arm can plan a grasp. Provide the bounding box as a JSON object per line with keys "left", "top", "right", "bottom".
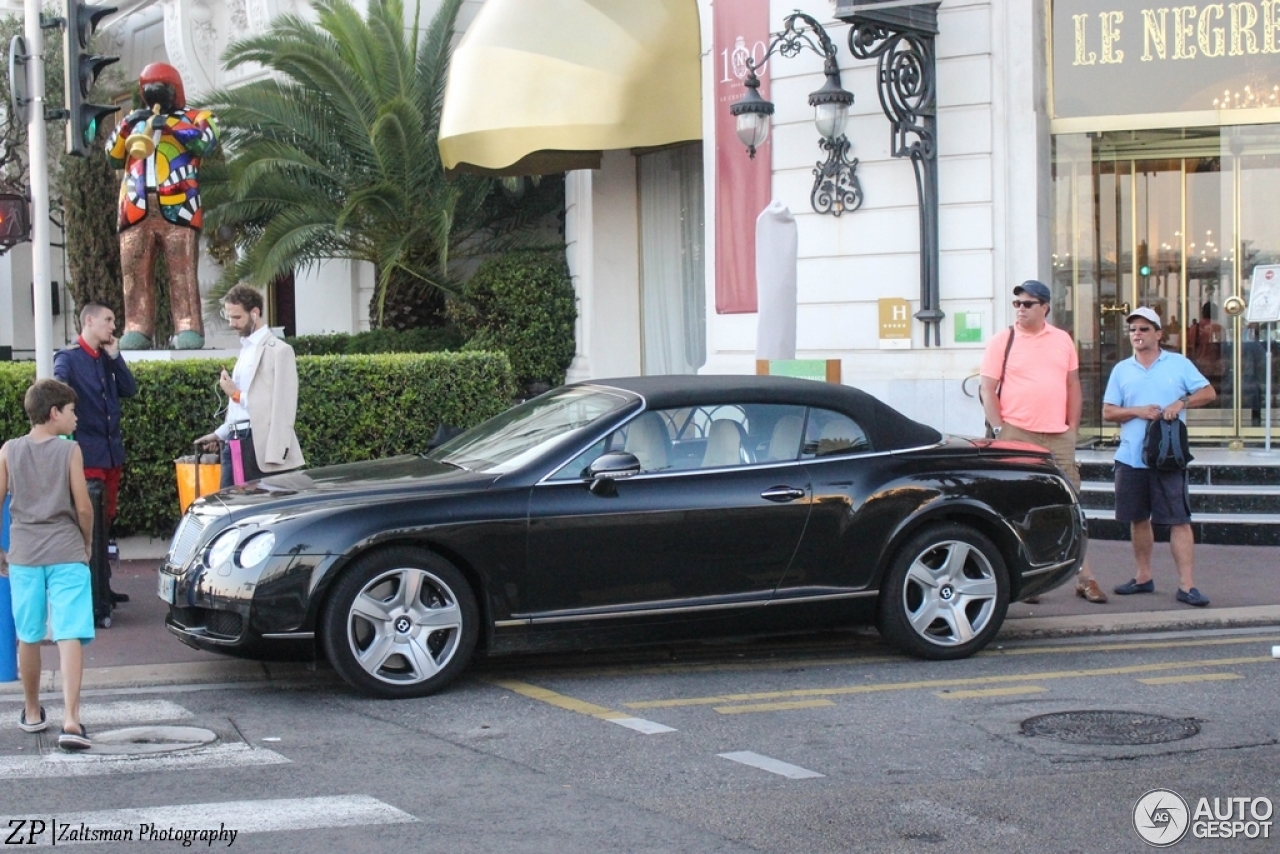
{"left": 586, "top": 451, "right": 641, "bottom": 497}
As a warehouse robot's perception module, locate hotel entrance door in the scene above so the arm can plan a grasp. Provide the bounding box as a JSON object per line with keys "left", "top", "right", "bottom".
{"left": 1052, "top": 126, "right": 1280, "bottom": 443}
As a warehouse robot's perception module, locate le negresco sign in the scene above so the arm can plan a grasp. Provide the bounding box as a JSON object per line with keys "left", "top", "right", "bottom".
{"left": 1053, "top": 0, "right": 1280, "bottom": 119}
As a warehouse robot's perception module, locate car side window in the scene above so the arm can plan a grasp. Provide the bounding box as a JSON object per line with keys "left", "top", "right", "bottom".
{"left": 804, "top": 408, "right": 871, "bottom": 457}
{"left": 551, "top": 403, "right": 811, "bottom": 478}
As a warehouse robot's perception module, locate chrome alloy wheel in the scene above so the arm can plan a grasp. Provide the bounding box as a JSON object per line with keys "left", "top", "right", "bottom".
{"left": 345, "top": 566, "right": 465, "bottom": 686}
{"left": 899, "top": 538, "right": 999, "bottom": 648}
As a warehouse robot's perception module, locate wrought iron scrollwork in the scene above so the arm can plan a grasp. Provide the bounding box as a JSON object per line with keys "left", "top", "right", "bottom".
{"left": 812, "top": 137, "right": 863, "bottom": 216}
{"left": 841, "top": 2, "right": 943, "bottom": 346}
{"left": 734, "top": 12, "right": 863, "bottom": 217}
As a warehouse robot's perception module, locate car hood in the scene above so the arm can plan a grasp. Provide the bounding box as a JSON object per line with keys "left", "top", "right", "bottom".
{"left": 203, "top": 455, "right": 502, "bottom": 513}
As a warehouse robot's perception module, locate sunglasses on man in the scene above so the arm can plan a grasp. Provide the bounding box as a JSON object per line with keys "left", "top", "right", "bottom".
{"left": 1128, "top": 325, "right": 1156, "bottom": 333}
{"left": 1012, "top": 299, "right": 1045, "bottom": 308}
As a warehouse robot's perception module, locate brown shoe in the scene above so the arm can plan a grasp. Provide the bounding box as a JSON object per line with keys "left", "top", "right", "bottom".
{"left": 1076, "top": 578, "right": 1108, "bottom": 604}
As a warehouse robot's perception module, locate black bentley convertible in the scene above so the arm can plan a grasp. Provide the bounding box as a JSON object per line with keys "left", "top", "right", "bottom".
{"left": 161, "top": 375, "right": 1085, "bottom": 698}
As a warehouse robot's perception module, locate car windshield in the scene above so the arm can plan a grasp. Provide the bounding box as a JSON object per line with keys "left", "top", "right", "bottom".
{"left": 428, "top": 387, "right": 632, "bottom": 473}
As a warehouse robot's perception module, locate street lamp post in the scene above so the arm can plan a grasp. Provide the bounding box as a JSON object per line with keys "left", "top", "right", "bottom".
{"left": 729, "top": 12, "right": 863, "bottom": 217}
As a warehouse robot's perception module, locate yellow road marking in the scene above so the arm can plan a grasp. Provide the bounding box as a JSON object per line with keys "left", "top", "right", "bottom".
{"left": 936, "top": 685, "right": 1048, "bottom": 699}
{"left": 622, "top": 655, "right": 1270, "bottom": 709}
{"left": 1138, "top": 672, "right": 1244, "bottom": 685}
{"left": 489, "top": 679, "right": 632, "bottom": 722}
{"left": 985, "top": 635, "right": 1280, "bottom": 657}
{"left": 481, "top": 636, "right": 1280, "bottom": 684}
{"left": 713, "top": 700, "right": 835, "bottom": 715}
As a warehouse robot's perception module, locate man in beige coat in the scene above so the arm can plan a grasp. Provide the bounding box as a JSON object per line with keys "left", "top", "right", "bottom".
{"left": 197, "top": 285, "right": 304, "bottom": 487}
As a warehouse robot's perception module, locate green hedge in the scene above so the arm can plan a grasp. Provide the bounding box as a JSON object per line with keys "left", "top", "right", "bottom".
{"left": 286, "top": 326, "right": 464, "bottom": 356}
{"left": 0, "top": 351, "right": 514, "bottom": 538}
{"left": 447, "top": 249, "right": 577, "bottom": 391}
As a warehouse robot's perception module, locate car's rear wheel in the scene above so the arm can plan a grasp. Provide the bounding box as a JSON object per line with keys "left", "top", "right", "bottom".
{"left": 877, "top": 522, "right": 1008, "bottom": 660}
{"left": 321, "top": 547, "right": 478, "bottom": 698}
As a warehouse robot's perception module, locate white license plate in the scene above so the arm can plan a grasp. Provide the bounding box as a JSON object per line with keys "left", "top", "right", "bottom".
{"left": 157, "top": 572, "right": 176, "bottom": 604}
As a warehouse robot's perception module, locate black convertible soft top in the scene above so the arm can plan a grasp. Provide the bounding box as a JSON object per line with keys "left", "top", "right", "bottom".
{"left": 578, "top": 375, "right": 943, "bottom": 452}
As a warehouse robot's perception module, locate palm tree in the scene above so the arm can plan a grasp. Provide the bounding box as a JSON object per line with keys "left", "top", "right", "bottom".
{"left": 202, "top": 0, "right": 499, "bottom": 327}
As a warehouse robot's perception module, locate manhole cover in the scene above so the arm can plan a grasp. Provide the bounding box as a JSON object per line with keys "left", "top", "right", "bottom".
{"left": 1020, "top": 711, "right": 1200, "bottom": 745}
{"left": 85, "top": 725, "right": 219, "bottom": 755}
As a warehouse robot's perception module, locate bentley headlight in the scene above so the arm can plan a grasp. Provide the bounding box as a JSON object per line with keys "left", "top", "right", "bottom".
{"left": 237, "top": 531, "right": 276, "bottom": 568}
{"left": 206, "top": 528, "right": 239, "bottom": 570}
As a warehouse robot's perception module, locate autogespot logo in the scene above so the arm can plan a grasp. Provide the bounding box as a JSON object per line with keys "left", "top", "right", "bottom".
{"left": 1134, "top": 789, "right": 1191, "bottom": 847}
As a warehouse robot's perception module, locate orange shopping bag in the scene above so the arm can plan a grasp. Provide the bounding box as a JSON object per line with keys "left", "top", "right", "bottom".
{"left": 175, "top": 444, "right": 221, "bottom": 513}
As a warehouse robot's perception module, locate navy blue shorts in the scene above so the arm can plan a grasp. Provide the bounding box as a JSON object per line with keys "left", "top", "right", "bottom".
{"left": 1114, "top": 462, "right": 1192, "bottom": 525}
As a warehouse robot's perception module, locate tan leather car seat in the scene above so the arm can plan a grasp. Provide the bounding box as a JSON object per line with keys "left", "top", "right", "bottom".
{"left": 765, "top": 414, "right": 804, "bottom": 461}
{"left": 623, "top": 413, "right": 670, "bottom": 472}
{"left": 701, "top": 420, "right": 744, "bottom": 468}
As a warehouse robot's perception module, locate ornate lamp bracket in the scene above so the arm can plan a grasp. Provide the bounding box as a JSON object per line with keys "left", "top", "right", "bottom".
{"left": 731, "top": 12, "right": 863, "bottom": 216}
{"left": 837, "top": 0, "right": 943, "bottom": 345}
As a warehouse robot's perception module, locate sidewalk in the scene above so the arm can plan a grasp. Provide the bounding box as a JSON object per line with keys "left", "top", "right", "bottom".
{"left": 2, "top": 538, "right": 1278, "bottom": 695}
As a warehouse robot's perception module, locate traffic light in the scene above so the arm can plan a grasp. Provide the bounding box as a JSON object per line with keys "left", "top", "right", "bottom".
{"left": 0, "top": 193, "right": 32, "bottom": 249}
{"left": 62, "top": 0, "right": 119, "bottom": 156}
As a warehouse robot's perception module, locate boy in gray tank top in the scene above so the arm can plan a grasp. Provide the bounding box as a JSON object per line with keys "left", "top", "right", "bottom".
{"left": 0, "top": 379, "right": 96, "bottom": 750}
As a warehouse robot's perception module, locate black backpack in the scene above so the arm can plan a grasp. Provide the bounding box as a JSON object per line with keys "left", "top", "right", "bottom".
{"left": 1143, "top": 418, "right": 1193, "bottom": 471}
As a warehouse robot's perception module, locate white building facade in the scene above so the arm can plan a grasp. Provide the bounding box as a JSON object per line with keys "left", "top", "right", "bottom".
{"left": 5, "top": 0, "right": 1277, "bottom": 441}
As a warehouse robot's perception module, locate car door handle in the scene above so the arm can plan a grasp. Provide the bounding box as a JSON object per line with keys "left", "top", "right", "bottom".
{"left": 760, "top": 486, "right": 806, "bottom": 503}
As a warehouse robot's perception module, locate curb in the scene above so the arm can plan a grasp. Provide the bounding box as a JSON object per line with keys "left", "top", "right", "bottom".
{"left": 0, "top": 660, "right": 335, "bottom": 697}
{"left": 3, "top": 607, "right": 1278, "bottom": 695}
{"left": 998, "top": 604, "right": 1280, "bottom": 640}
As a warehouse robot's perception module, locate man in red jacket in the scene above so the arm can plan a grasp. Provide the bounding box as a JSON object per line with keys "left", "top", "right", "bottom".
{"left": 54, "top": 302, "right": 136, "bottom": 604}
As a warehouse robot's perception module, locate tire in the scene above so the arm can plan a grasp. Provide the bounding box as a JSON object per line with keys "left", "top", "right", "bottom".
{"left": 877, "top": 522, "right": 1009, "bottom": 660}
{"left": 321, "top": 546, "right": 479, "bottom": 699}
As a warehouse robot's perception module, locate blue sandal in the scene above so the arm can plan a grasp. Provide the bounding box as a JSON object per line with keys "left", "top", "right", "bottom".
{"left": 18, "top": 707, "right": 48, "bottom": 733}
{"left": 57, "top": 724, "right": 90, "bottom": 751}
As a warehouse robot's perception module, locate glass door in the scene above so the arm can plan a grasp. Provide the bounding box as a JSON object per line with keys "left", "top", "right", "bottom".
{"left": 1052, "top": 125, "right": 1280, "bottom": 443}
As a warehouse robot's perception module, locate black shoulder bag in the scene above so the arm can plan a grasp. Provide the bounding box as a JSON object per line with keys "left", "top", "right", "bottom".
{"left": 981, "top": 326, "right": 1015, "bottom": 439}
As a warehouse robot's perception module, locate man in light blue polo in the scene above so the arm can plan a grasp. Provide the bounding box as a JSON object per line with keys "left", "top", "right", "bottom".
{"left": 1103, "top": 306, "right": 1216, "bottom": 606}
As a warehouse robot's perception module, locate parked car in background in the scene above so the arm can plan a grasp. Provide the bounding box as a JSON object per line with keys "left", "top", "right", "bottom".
{"left": 160, "top": 375, "right": 1085, "bottom": 698}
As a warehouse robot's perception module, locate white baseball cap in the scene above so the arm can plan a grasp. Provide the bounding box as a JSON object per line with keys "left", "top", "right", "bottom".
{"left": 1125, "top": 306, "right": 1162, "bottom": 329}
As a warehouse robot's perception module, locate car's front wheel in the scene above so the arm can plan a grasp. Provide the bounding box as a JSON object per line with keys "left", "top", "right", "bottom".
{"left": 321, "top": 547, "right": 479, "bottom": 698}
{"left": 877, "top": 522, "right": 1008, "bottom": 660}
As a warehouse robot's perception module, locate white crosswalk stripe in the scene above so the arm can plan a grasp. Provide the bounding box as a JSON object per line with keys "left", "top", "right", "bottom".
{"left": 0, "top": 743, "right": 289, "bottom": 779}
{"left": 0, "top": 795, "right": 418, "bottom": 846}
{"left": 41, "top": 699, "right": 193, "bottom": 727}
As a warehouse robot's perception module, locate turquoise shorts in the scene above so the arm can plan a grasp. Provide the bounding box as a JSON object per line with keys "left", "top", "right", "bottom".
{"left": 7, "top": 562, "right": 96, "bottom": 644}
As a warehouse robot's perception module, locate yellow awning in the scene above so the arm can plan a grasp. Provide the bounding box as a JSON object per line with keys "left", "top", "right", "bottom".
{"left": 439, "top": 0, "right": 702, "bottom": 176}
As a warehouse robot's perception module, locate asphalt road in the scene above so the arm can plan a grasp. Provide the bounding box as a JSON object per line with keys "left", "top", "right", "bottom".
{"left": 1, "top": 627, "right": 1278, "bottom": 852}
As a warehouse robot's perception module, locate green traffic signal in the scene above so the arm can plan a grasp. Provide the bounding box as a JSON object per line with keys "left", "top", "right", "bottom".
{"left": 1140, "top": 264, "right": 1152, "bottom": 277}
{"left": 62, "top": 0, "right": 119, "bottom": 156}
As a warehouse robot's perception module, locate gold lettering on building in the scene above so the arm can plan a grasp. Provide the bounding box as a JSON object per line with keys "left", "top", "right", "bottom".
{"left": 1264, "top": 0, "right": 1280, "bottom": 51}
{"left": 1075, "top": 13, "right": 1098, "bottom": 64}
{"left": 1230, "top": 1, "right": 1261, "bottom": 53}
{"left": 1102, "top": 11, "right": 1126, "bottom": 61}
{"left": 1199, "top": 3, "right": 1227, "bottom": 54}
{"left": 1143, "top": 7, "right": 1170, "bottom": 58}
{"left": 1072, "top": 2, "right": 1280, "bottom": 61}
{"left": 1174, "top": 5, "right": 1199, "bottom": 56}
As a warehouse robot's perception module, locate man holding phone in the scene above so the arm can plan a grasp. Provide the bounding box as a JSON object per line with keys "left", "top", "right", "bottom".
{"left": 195, "top": 285, "right": 304, "bottom": 487}
{"left": 54, "top": 302, "right": 137, "bottom": 604}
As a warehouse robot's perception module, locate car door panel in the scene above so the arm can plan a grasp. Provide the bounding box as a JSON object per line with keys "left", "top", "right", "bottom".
{"left": 524, "top": 464, "right": 811, "bottom": 618}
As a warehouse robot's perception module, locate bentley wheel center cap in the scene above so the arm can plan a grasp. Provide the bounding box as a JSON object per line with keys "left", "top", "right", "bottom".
{"left": 939, "top": 585, "right": 955, "bottom": 601}
{"left": 394, "top": 616, "right": 412, "bottom": 634}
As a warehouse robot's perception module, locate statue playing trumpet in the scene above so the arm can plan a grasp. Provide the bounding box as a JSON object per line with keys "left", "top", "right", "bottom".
{"left": 106, "top": 63, "right": 220, "bottom": 350}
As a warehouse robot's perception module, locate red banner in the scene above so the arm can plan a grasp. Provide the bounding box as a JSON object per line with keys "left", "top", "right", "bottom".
{"left": 713, "top": 0, "right": 772, "bottom": 314}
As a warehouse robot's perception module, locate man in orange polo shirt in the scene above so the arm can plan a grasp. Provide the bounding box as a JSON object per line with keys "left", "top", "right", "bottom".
{"left": 980, "top": 279, "right": 1107, "bottom": 604}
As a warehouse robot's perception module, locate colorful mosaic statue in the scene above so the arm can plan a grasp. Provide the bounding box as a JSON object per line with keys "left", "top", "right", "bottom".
{"left": 106, "top": 63, "right": 219, "bottom": 350}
